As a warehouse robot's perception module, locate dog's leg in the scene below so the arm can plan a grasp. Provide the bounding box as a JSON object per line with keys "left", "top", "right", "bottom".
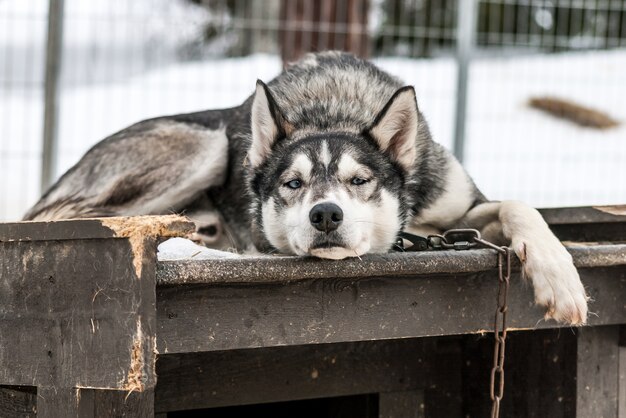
{"left": 408, "top": 150, "right": 588, "bottom": 324}
{"left": 459, "top": 201, "right": 589, "bottom": 325}
{"left": 183, "top": 193, "right": 237, "bottom": 250}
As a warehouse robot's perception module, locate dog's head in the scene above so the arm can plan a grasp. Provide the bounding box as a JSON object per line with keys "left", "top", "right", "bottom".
{"left": 248, "top": 81, "right": 419, "bottom": 259}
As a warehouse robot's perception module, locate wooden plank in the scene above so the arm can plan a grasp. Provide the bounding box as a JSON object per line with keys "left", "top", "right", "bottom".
{"left": 156, "top": 266, "right": 626, "bottom": 354}
{"left": 539, "top": 206, "right": 626, "bottom": 225}
{"left": 157, "top": 249, "right": 505, "bottom": 285}
{"left": 550, "top": 223, "right": 626, "bottom": 242}
{"left": 0, "top": 216, "right": 193, "bottom": 395}
{"left": 0, "top": 238, "right": 157, "bottom": 390}
{"left": 0, "top": 218, "right": 115, "bottom": 242}
{"left": 0, "top": 217, "right": 192, "bottom": 414}
{"left": 156, "top": 244, "right": 626, "bottom": 285}
{"left": 0, "top": 215, "right": 192, "bottom": 242}
{"left": 576, "top": 326, "right": 620, "bottom": 418}
{"left": 379, "top": 391, "right": 424, "bottom": 418}
{"left": 539, "top": 206, "right": 626, "bottom": 241}
{"left": 462, "top": 328, "right": 577, "bottom": 418}
{"left": 618, "top": 346, "right": 626, "bottom": 418}
{"left": 422, "top": 337, "right": 463, "bottom": 417}
{"left": 0, "top": 386, "right": 36, "bottom": 418}
{"left": 36, "top": 387, "right": 81, "bottom": 418}
{"left": 178, "top": 394, "right": 377, "bottom": 417}
{"left": 155, "top": 329, "right": 590, "bottom": 416}
{"left": 77, "top": 389, "right": 155, "bottom": 418}
{"left": 155, "top": 338, "right": 455, "bottom": 412}
{"left": 36, "top": 387, "right": 154, "bottom": 418}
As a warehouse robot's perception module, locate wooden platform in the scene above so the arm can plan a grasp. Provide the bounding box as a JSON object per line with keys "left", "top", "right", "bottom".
{"left": 0, "top": 207, "right": 625, "bottom": 417}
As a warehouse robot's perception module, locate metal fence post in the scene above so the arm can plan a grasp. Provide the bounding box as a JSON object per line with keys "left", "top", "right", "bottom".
{"left": 453, "top": 0, "right": 478, "bottom": 163}
{"left": 41, "top": 0, "right": 64, "bottom": 193}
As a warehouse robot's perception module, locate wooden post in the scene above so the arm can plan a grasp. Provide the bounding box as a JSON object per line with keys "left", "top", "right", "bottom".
{"left": 0, "top": 216, "right": 193, "bottom": 417}
{"left": 0, "top": 386, "right": 37, "bottom": 417}
{"left": 619, "top": 326, "right": 626, "bottom": 418}
{"left": 576, "top": 326, "right": 620, "bottom": 418}
{"left": 379, "top": 391, "right": 425, "bottom": 418}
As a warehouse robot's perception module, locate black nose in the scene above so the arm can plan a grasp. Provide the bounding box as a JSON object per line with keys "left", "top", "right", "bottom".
{"left": 309, "top": 203, "right": 343, "bottom": 233}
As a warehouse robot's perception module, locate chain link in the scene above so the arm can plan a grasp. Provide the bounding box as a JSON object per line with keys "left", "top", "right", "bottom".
{"left": 488, "top": 246, "right": 510, "bottom": 418}
{"left": 408, "top": 229, "right": 511, "bottom": 418}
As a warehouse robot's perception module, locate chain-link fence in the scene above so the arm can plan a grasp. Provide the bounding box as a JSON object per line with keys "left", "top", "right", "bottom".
{"left": 1, "top": 0, "right": 625, "bottom": 220}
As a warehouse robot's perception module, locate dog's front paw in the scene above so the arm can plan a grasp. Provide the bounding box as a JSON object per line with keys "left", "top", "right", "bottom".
{"left": 513, "top": 239, "right": 588, "bottom": 325}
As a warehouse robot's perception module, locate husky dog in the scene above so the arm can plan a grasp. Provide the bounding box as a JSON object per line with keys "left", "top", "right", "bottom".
{"left": 24, "top": 52, "right": 588, "bottom": 325}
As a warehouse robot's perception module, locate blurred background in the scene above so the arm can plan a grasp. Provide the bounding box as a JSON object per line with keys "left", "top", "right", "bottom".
{"left": 0, "top": 0, "right": 624, "bottom": 221}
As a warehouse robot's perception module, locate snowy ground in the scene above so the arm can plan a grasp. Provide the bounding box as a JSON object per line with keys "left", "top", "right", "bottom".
{"left": 0, "top": 1, "right": 624, "bottom": 220}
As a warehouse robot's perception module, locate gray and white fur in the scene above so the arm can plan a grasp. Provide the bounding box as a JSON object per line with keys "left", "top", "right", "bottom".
{"left": 24, "top": 51, "right": 588, "bottom": 325}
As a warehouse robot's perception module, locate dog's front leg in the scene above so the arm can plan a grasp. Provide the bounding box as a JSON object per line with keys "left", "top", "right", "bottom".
{"left": 459, "top": 201, "right": 589, "bottom": 325}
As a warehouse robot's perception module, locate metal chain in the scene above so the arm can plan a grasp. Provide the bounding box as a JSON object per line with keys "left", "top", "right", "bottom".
{"left": 400, "top": 229, "right": 511, "bottom": 417}
{"left": 485, "top": 245, "right": 511, "bottom": 418}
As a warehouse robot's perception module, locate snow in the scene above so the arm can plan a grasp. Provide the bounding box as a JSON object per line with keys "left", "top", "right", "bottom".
{"left": 0, "top": 0, "right": 214, "bottom": 88}
{"left": 157, "top": 237, "right": 241, "bottom": 260}
{"left": 0, "top": 0, "right": 210, "bottom": 48}
{"left": 1, "top": 0, "right": 624, "bottom": 221}
{"left": 465, "top": 50, "right": 626, "bottom": 206}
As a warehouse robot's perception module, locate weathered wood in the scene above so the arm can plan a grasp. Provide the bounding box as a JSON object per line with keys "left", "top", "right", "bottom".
{"left": 156, "top": 244, "right": 626, "bottom": 285}
{"left": 379, "top": 390, "right": 425, "bottom": 418}
{"left": 539, "top": 206, "right": 626, "bottom": 242}
{"left": 0, "top": 238, "right": 156, "bottom": 390}
{"left": 0, "top": 240, "right": 161, "bottom": 390}
{"left": 77, "top": 388, "right": 155, "bottom": 418}
{"left": 0, "top": 217, "right": 193, "bottom": 415}
{"left": 183, "top": 394, "right": 377, "bottom": 417}
{"left": 576, "top": 326, "right": 620, "bottom": 418}
{"left": 33, "top": 387, "right": 154, "bottom": 418}
{"left": 10, "top": 329, "right": 624, "bottom": 416}
{"left": 156, "top": 266, "right": 626, "bottom": 354}
{"left": 155, "top": 338, "right": 456, "bottom": 412}
{"left": 0, "top": 214, "right": 624, "bottom": 416}
{"left": 550, "top": 223, "right": 626, "bottom": 242}
{"left": 157, "top": 249, "right": 504, "bottom": 285}
{"left": 36, "top": 387, "right": 82, "bottom": 418}
{"left": 155, "top": 329, "right": 596, "bottom": 416}
{"left": 540, "top": 205, "right": 626, "bottom": 224}
{"left": 0, "top": 215, "right": 192, "bottom": 243}
{"left": 462, "top": 328, "right": 578, "bottom": 418}
{"left": 422, "top": 338, "right": 463, "bottom": 417}
{"left": 0, "top": 386, "right": 36, "bottom": 418}
{"left": 617, "top": 346, "right": 626, "bottom": 418}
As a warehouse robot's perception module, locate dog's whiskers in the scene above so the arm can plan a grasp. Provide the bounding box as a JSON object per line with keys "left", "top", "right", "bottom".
{"left": 352, "top": 219, "right": 393, "bottom": 228}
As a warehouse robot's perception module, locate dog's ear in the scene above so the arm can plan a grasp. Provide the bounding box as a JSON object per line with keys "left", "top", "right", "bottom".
{"left": 249, "top": 80, "right": 293, "bottom": 168}
{"left": 367, "top": 86, "right": 418, "bottom": 172}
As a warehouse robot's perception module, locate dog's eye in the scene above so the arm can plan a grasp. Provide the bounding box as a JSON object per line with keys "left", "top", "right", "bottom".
{"left": 351, "top": 177, "right": 369, "bottom": 186}
{"left": 285, "top": 179, "right": 302, "bottom": 189}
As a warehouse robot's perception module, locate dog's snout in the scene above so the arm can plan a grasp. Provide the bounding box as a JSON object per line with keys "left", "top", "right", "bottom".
{"left": 309, "top": 203, "right": 343, "bottom": 233}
